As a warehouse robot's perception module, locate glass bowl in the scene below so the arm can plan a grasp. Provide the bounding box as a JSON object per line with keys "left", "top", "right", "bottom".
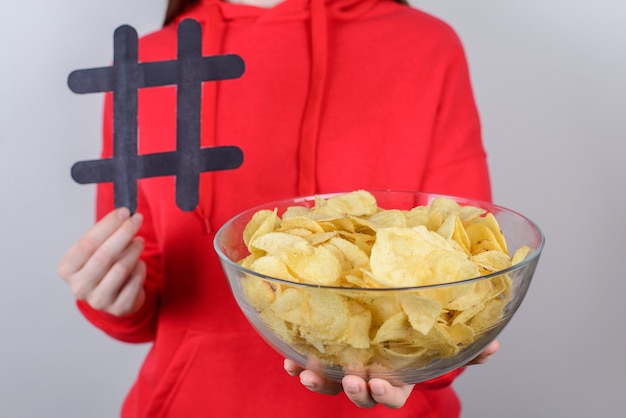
{"left": 214, "top": 190, "right": 544, "bottom": 384}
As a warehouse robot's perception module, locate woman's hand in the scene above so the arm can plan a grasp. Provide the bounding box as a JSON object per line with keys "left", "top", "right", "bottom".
{"left": 57, "top": 207, "right": 146, "bottom": 317}
{"left": 284, "top": 339, "right": 500, "bottom": 409}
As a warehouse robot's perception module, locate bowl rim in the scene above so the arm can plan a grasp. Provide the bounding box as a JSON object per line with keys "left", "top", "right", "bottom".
{"left": 214, "top": 189, "right": 545, "bottom": 292}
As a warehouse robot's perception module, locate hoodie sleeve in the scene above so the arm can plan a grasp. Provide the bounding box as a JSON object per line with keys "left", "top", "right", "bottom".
{"left": 419, "top": 28, "right": 492, "bottom": 203}
{"left": 75, "top": 92, "right": 162, "bottom": 343}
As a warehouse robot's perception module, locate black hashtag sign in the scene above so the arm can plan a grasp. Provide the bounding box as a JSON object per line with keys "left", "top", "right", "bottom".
{"left": 68, "top": 19, "right": 245, "bottom": 213}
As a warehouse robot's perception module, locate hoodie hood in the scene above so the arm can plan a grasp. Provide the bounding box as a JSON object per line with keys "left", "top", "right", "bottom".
{"left": 173, "top": 0, "right": 380, "bottom": 233}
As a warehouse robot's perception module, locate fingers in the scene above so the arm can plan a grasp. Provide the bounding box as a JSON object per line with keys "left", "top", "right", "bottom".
{"left": 283, "top": 359, "right": 303, "bottom": 377}
{"left": 284, "top": 359, "right": 343, "bottom": 395}
{"left": 284, "top": 360, "right": 343, "bottom": 396}
{"left": 467, "top": 339, "right": 500, "bottom": 365}
{"left": 342, "top": 375, "right": 377, "bottom": 408}
{"left": 82, "top": 237, "right": 145, "bottom": 312}
{"left": 284, "top": 360, "right": 413, "bottom": 409}
{"left": 343, "top": 376, "right": 414, "bottom": 409}
{"left": 58, "top": 207, "right": 146, "bottom": 316}
{"left": 299, "top": 370, "right": 343, "bottom": 396}
{"left": 72, "top": 213, "right": 144, "bottom": 293}
{"left": 366, "top": 378, "right": 414, "bottom": 409}
{"left": 58, "top": 208, "right": 135, "bottom": 279}
{"left": 106, "top": 259, "right": 147, "bottom": 316}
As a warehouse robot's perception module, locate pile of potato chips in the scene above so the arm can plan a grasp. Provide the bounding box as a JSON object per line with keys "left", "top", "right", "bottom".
{"left": 238, "top": 190, "right": 529, "bottom": 374}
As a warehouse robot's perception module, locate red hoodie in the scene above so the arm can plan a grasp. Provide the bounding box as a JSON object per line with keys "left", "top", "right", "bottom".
{"left": 77, "top": 0, "right": 491, "bottom": 416}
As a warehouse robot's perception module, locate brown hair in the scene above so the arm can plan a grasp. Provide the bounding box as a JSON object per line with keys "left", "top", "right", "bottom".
{"left": 164, "top": 0, "right": 408, "bottom": 26}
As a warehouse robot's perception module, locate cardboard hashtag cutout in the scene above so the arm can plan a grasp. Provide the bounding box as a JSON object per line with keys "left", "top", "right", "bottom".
{"left": 68, "top": 19, "right": 245, "bottom": 213}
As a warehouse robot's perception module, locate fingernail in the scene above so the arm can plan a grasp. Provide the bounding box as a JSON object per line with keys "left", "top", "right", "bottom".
{"left": 343, "top": 383, "right": 360, "bottom": 395}
{"left": 370, "top": 383, "right": 385, "bottom": 397}
{"left": 300, "top": 377, "right": 315, "bottom": 389}
{"left": 117, "top": 207, "right": 130, "bottom": 219}
{"left": 131, "top": 213, "right": 143, "bottom": 225}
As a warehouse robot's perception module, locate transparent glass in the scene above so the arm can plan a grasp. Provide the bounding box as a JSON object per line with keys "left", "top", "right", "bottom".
{"left": 214, "top": 191, "right": 544, "bottom": 384}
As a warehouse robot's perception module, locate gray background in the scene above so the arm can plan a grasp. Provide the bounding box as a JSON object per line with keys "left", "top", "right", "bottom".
{"left": 1, "top": 0, "right": 624, "bottom": 417}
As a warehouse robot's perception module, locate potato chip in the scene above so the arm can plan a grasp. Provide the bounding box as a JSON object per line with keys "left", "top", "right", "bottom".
{"left": 243, "top": 208, "right": 279, "bottom": 247}
{"left": 370, "top": 226, "right": 479, "bottom": 288}
{"left": 305, "top": 231, "right": 338, "bottom": 246}
{"left": 277, "top": 215, "right": 325, "bottom": 234}
{"left": 512, "top": 245, "right": 531, "bottom": 265}
{"left": 437, "top": 213, "right": 471, "bottom": 254}
{"left": 477, "top": 213, "right": 508, "bottom": 254}
{"left": 465, "top": 223, "right": 504, "bottom": 254}
{"left": 368, "top": 209, "right": 407, "bottom": 228}
{"left": 399, "top": 293, "right": 442, "bottom": 335}
{"left": 241, "top": 276, "right": 277, "bottom": 311}
{"left": 372, "top": 311, "right": 411, "bottom": 344}
{"left": 458, "top": 205, "right": 486, "bottom": 222}
{"left": 282, "top": 205, "right": 311, "bottom": 220}
{"left": 405, "top": 206, "right": 429, "bottom": 228}
{"left": 270, "top": 287, "right": 306, "bottom": 325}
{"left": 250, "top": 231, "right": 311, "bottom": 255}
{"left": 471, "top": 250, "right": 511, "bottom": 273}
{"left": 250, "top": 255, "right": 297, "bottom": 282}
{"left": 374, "top": 345, "right": 430, "bottom": 370}
{"left": 355, "top": 292, "right": 402, "bottom": 326}
{"left": 470, "top": 297, "right": 507, "bottom": 332}
{"left": 238, "top": 190, "right": 527, "bottom": 374}
{"left": 326, "top": 190, "right": 378, "bottom": 217}
{"left": 340, "top": 301, "right": 372, "bottom": 349}
{"left": 302, "top": 289, "right": 350, "bottom": 341}
{"left": 284, "top": 246, "right": 342, "bottom": 286}
{"left": 327, "top": 236, "right": 370, "bottom": 270}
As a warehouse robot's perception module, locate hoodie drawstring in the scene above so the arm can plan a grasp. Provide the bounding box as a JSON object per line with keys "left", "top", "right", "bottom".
{"left": 195, "top": 0, "right": 225, "bottom": 234}
{"left": 190, "top": 0, "right": 330, "bottom": 233}
{"left": 297, "top": 0, "right": 328, "bottom": 197}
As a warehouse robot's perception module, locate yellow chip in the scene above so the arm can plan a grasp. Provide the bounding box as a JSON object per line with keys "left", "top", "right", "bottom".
{"left": 282, "top": 205, "right": 312, "bottom": 219}
{"left": 250, "top": 255, "right": 298, "bottom": 282}
{"left": 340, "top": 301, "right": 372, "bottom": 349}
{"left": 424, "top": 323, "right": 461, "bottom": 358}
{"left": 374, "top": 345, "right": 430, "bottom": 370}
{"left": 405, "top": 206, "right": 429, "bottom": 228}
{"left": 243, "top": 208, "right": 280, "bottom": 247}
{"left": 465, "top": 223, "right": 504, "bottom": 254}
{"left": 356, "top": 293, "right": 402, "bottom": 327}
{"left": 277, "top": 215, "right": 325, "bottom": 234}
{"left": 471, "top": 250, "right": 511, "bottom": 273}
{"left": 512, "top": 245, "right": 531, "bottom": 265}
{"left": 284, "top": 245, "right": 342, "bottom": 286}
{"left": 446, "top": 280, "right": 492, "bottom": 311}
{"left": 469, "top": 297, "right": 507, "bottom": 332}
{"left": 458, "top": 205, "right": 486, "bottom": 222}
{"left": 368, "top": 209, "right": 407, "bottom": 228}
{"left": 305, "top": 231, "right": 338, "bottom": 246}
{"left": 399, "top": 293, "right": 442, "bottom": 335}
{"left": 239, "top": 191, "right": 525, "bottom": 372}
{"left": 249, "top": 231, "right": 311, "bottom": 255}
{"left": 446, "top": 322, "right": 475, "bottom": 346}
{"left": 466, "top": 213, "right": 508, "bottom": 254}
{"left": 302, "top": 289, "right": 350, "bottom": 341}
{"left": 427, "top": 197, "right": 460, "bottom": 230}
{"left": 372, "top": 311, "right": 411, "bottom": 344}
{"left": 327, "top": 236, "right": 370, "bottom": 270}
{"left": 270, "top": 287, "right": 306, "bottom": 325}
{"left": 437, "top": 213, "right": 471, "bottom": 254}
{"left": 370, "top": 226, "right": 479, "bottom": 288}
{"left": 241, "top": 276, "right": 277, "bottom": 311}
{"left": 337, "top": 231, "right": 376, "bottom": 255}
{"left": 326, "top": 190, "right": 378, "bottom": 217}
